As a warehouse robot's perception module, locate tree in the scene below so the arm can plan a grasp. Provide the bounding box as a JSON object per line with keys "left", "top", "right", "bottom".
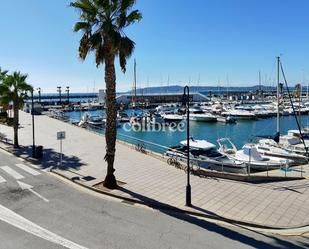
{"left": 70, "top": 0, "right": 142, "bottom": 189}
{"left": 0, "top": 68, "right": 8, "bottom": 82}
{"left": 0, "top": 71, "right": 33, "bottom": 148}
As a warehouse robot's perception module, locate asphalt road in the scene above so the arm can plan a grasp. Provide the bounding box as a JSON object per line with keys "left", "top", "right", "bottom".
{"left": 0, "top": 149, "right": 308, "bottom": 249}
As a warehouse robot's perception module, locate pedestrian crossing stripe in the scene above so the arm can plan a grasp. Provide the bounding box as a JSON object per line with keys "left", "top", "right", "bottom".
{"left": 0, "top": 175, "right": 6, "bottom": 183}
{"left": 0, "top": 166, "right": 24, "bottom": 180}
{"left": 15, "top": 164, "right": 40, "bottom": 176}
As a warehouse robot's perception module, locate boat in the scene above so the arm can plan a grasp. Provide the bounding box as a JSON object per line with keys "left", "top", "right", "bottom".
{"left": 218, "top": 138, "right": 292, "bottom": 171}
{"left": 256, "top": 139, "right": 308, "bottom": 165}
{"left": 188, "top": 108, "right": 217, "bottom": 122}
{"left": 149, "top": 113, "right": 165, "bottom": 126}
{"left": 165, "top": 138, "right": 247, "bottom": 174}
{"left": 222, "top": 108, "right": 257, "bottom": 120}
{"left": 216, "top": 115, "right": 236, "bottom": 124}
{"left": 161, "top": 109, "right": 184, "bottom": 122}
{"left": 117, "top": 111, "right": 130, "bottom": 123}
{"left": 78, "top": 113, "right": 106, "bottom": 128}
{"left": 87, "top": 115, "right": 105, "bottom": 127}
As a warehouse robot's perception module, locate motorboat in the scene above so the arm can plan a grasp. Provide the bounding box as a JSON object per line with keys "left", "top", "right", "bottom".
{"left": 161, "top": 109, "right": 184, "bottom": 122}
{"left": 256, "top": 139, "right": 308, "bottom": 165}
{"left": 188, "top": 108, "right": 217, "bottom": 122}
{"left": 149, "top": 113, "right": 165, "bottom": 126}
{"left": 218, "top": 138, "right": 292, "bottom": 171}
{"left": 87, "top": 115, "right": 105, "bottom": 127}
{"left": 78, "top": 113, "right": 105, "bottom": 128}
{"left": 165, "top": 138, "right": 247, "bottom": 174}
{"left": 222, "top": 109, "right": 257, "bottom": 120}
{"left": 216, "top": 115, "right": 236, "bottom": 124}
{"left": 117, "top": 111, "right": 130, "bottom": 123}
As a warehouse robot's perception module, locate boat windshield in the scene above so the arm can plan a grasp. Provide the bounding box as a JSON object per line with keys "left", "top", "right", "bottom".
{"left": 190, "top": 148, "right": 222, "bottom": 158}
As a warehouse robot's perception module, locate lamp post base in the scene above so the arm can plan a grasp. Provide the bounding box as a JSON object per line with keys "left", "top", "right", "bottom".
{"left": 186, "top": 184, "right": 192, "bottom": 207}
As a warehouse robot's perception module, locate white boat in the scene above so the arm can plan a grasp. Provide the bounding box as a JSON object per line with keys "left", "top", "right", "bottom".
{"left": 149, "top": 113, "right": 165, "bottom": 126}
{"left": 256, "top": 139, "right": 308, "bottom": 165}
{"left": 162, "top": 113, "right": 184, "bottom": 122}
{"left": 222, "top": 109, "right": 257, "bottom": 120}
{"left": 188, "top": 108, "right": 217, "bottom": 122}
{"left": 216, "top": 115, "right": 236, "bottom": 124}
{"left": 165, "top": 138, "right": 247, "bottom": 174}
{"left": 218, "top": 138, "right": 291, "bottom": 170}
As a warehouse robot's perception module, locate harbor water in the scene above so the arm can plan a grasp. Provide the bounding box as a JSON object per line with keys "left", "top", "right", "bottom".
{"left": 66, "top": 109, "right": 309, "bottom": 154}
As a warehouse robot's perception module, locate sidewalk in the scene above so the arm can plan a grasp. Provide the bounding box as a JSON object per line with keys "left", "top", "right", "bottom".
{"left": 1, "top": 111, "right": 309, "bottom": 229}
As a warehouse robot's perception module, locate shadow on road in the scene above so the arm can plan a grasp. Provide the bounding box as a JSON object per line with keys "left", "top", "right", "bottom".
{"left": 9, "top": 145, "right": 86, "bottom": 170}
{"left": 118, "top": 186, "right": 309, "bottom": 249}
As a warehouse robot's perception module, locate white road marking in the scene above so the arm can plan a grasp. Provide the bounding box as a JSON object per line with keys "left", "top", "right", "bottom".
{"left": 0, "top": 149, "right": 13, "bottom": 156}
{"left": 15, "top": 164, "right": 40, "bottom": 176}
{"left": 17, "top": 181, "right": 49, "bottom": 203}
{"left": 0, "top": 166, "right": 24, "bottom": 180}
{"left": 0, "top": 204, "right": 88, "bottom": 249}
{"left": 0, "top": 174, "right": 6, "bottom": 183}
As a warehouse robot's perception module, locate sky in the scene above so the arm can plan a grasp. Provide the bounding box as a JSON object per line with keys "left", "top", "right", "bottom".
{"left": 1, "top": 0, "right": 309, "bottom": 93}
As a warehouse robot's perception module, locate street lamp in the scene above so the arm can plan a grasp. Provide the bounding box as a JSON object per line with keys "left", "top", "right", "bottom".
{"left": 31, "top": 89, "right": 35, "bottom": 158}
{"left": 66, "top": 86, "right": 70, "bottom": 105}
{"left": 37, "top": 87, "right": 41, "bottom": 103}
{"left": 182, "top": 85, "right": 191, "bottom": 207}
{"left": 57, "top": 86, "right": 62, "bottom": 105}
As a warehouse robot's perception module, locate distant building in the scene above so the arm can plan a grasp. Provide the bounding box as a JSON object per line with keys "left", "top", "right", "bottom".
{"left": 116, "top": 92, "right": 209, "bottom": 105}
{"left": 98, "top": 89, "right": 106, "bottom": 104}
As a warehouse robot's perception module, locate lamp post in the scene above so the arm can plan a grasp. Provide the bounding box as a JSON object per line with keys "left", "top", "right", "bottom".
{"left": 37, "top": 87, "right": 41, "bottom": 103}
{"left": 31, "top": 89, "right": 35, "bottom": 158}
{"left": 57, "top": 86, "right": 62, "bottom": 105}
{"left": 183, "top": 85, "right": 191, "bottom": 207}
{"left": 66, "top": 86, "right": 70, "bottom": 105}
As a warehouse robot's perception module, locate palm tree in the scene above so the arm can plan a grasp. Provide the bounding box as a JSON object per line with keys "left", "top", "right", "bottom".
{"left": 0, "top": 71, "right": 33, "bottom": 148}
{"left": 0, "top": 68, "right": 8, "bottom": 82}
{"left": 70, "top": 0, "right": 142, "bottom": 189}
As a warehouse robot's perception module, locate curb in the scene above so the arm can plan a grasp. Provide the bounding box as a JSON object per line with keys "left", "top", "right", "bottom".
{"left": 50, "top": 168, "right": 309, "bottom": 232}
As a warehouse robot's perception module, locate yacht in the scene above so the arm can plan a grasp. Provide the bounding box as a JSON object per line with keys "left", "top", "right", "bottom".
{"left": 256, "top": 139, "right": 308, "bottom": 165}
{"left": 216, "top": 115, "right": 236, "bottom": 124}
{"left": 165, "top": 138, "right": 247, "bottom": 174}
{"left": 78, "top": 113, "right": 106, "bottom": 128}
{"left": 218, "top": 138, "right": 292, "bottom": 171}
{"left": 222, "top": 108, "right": 257, "bottom": 120}
{"left": 149, "top": 113, "right": 165, "bottom": 126}
{"left": 188, "top": 108, "right": 217, "bottom": 122}
{"left": 117, "top": 111, "right": 130, "bottom": 123}
{"left": 161, "top": 109, "right": 184, "bottom": 122}
{"left": 87, "top": 115, "right": 105, "bottom": 127}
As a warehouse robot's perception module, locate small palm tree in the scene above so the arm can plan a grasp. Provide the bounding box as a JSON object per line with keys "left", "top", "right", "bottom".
{"left": 0, "top": 71, "right": 33, "bottom": 148}
{"left": 71, "top": 0, "right": 142, "bottom": 189}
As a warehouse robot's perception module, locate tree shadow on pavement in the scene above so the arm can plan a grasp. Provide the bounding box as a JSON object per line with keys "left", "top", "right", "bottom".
{"left": 118, "top": 186, "right": 308, "bottom": 249}
{"left": 10, "top": 145, "right": 86, "bottom": 170}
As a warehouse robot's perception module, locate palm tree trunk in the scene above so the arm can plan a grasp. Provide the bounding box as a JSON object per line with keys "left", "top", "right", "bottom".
{"left": 13, "top": 101, "right": 19, "bottom": 148}
{"left": 103, "top": 49, "right": 118, "bottom": 189}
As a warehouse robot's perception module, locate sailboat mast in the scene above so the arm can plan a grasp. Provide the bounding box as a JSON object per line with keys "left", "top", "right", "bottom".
{"left": 132, "top": 59, "right": 137, "bottom": 108}
{"left": 276, "top": 56, "right": 280, "bottom": 133}
{"left": 259, "top": 70, "right": 261, "bottom": 98}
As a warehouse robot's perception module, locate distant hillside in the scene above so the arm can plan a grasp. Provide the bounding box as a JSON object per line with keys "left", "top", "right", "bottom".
{"left": 124, "top": 85, "right": 276, "bottom": 94}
